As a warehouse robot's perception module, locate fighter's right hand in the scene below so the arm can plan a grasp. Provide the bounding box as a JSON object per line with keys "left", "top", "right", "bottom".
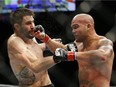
{"left": 53, "top": 48, "right": 77, "bottom": 63}
{"left": 29, "top": 25, "right": 50, "bottom": 43}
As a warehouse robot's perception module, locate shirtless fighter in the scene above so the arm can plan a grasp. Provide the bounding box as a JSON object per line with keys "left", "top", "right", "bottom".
{"left": 7, "top": 7, "right": 57, "bottom": 87}
{"left": 31, "top": 13, "right": 114, "bottom": 87}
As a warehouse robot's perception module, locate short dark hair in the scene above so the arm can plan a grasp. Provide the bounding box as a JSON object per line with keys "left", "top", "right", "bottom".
{"left": 10, "top": 7, "right": 34, "bottom": 26}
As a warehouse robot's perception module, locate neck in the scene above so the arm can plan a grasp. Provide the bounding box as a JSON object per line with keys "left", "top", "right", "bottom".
{"left": 83, "top": 33, "right": 98, "bottom": 47}
{"left": 14, "top": 33, "right": 33, "bottom": 44}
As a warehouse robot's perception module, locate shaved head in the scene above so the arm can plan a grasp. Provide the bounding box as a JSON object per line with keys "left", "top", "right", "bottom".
{"left": 71, "top": 13, "right": 96, "bottom": 42}
{"left": 72, "top": 13, "right": 94, "bottom": 26}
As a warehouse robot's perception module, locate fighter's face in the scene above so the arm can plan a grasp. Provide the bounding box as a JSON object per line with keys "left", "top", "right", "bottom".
{"left": 71, "top": 22, "right": 87, "bottom": 42}
{"left": 19, "top": 16, "right": 35, "bottom": 39}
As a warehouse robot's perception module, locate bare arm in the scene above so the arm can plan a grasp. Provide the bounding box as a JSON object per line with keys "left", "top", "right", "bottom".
{"left": 8, "top": 37, "right": 55, "bottom": 73}
{"left": 76, "top": 39, "right": 114, "bottom": 63}
{"left": 45, "top": 38, "right": 65, "bottom": 53}
{"left": 35, "top": 38, "right": 65, "bottom": 52}
{"left": 29, "top": 25, "right": 65, "bottom": 53}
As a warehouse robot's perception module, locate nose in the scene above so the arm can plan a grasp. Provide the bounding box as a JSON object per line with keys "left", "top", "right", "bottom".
{"left": 72, "top": 29, "right": 75, "bottom": 33}
{"left": 30, "top": 23, "right": 35, "bottom": 29}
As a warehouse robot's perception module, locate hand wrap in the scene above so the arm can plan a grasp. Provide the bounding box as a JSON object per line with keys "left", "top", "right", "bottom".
{"left": 34, "top": 25, "right": 50, "bottom": 43}
{"left": 53, "top": 48, "right": 77, "bottom": 63}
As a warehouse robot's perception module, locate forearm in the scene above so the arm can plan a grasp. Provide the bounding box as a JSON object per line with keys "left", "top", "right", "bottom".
{"left": 45, "top": 39, "right": 65, "bottom": 53}
{"left": 29, "top": 25, "right": 65, "bottom": 52}
{"left": 31, "top": 56, "right": 55, "bottom": 73}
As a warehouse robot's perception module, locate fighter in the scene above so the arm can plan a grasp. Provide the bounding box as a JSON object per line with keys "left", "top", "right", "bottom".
{"left": 30, "top": 13, "right": 114, "bottom": 87}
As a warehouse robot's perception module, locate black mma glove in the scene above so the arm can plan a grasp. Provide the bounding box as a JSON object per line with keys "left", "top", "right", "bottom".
{"left": 66, "top": 42, "right": 78, "bottom": 52}
{"left": 29, "top": 25, "right": 50, "bottom": 43}
{"left": 53, "top": 48, "right": 76, "bottom": 63}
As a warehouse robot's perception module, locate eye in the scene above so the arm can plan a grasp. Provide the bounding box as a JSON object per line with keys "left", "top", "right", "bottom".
{"left": 26, "top": 21, "right": 33, "bottom": 25}
{"left": 72, "top": 24, "right": 79, "bottom": 29}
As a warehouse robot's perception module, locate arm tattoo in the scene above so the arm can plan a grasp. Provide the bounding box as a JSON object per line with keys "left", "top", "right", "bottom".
{"left": 16, "top": 67, "right": 35, "bottom": 85}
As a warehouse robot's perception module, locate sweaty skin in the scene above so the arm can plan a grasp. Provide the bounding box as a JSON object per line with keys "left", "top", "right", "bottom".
{"left": 8, "top": 34, "right": 54, "bottom": 87}
{"left": 8, "top": 14, "right": 55, "bottom": 87}
{"left": 43, "top": 14, "right": 114, "bottom": 87}
{"left": 71, "top": 14, "right": 114, "bottom": 87}
{"left": 70, "top": 14, "right": 114, "bottom": 87}
{"left": 76, "top": 36, "right": 114, "bottom": 87}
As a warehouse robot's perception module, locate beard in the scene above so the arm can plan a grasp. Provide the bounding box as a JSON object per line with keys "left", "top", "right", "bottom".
{"left": 26, "top": 32, "right": 34, "bottom": 39}
{"left": 20, "top": 29, "right": 34, "bottom": 39}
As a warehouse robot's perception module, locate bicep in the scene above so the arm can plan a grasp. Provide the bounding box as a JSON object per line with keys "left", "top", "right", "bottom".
{"left": 76, "top": 39, "right": 114, "bottom": 62}
{"left": 8, "top": 38, "right": 37, "bottom": 70}
{"left": 98, "top": 45, "right": 113, "bottom": 58}
{"left": 98, "top": 39, "right": 114, "bottom": 58}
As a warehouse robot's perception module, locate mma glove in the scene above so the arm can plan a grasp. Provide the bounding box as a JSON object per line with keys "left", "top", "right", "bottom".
{"left": 29, "top": 25, "right": 50, "bottom": 43}
{"left": 66, "top": 42, "right": 78, "bottom": 52}
{"left": 53, "top": 48, "right": 77, "bottom": 63}
{"left": 53, "top": 42, "right": 78, "bottom": 63}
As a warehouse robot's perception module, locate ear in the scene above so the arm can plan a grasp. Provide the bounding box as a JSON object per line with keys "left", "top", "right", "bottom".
{"left": 14, "top": 23, "right": 20, "bottom": 30}
{"left": 87, "top": 23, "right": 91, "bottom": 29}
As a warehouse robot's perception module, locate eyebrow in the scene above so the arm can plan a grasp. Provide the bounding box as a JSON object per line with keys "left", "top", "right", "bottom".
{"left": 71, "top": 23, "right": 79, "bottom": 27}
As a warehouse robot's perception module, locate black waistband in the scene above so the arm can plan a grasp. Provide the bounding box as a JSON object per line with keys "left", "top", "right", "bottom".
{"left": 40, "top": 84, "right": 54, "bottom": 87}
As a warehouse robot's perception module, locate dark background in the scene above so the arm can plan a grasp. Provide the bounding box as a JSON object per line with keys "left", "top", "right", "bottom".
{"left": 0, "top": 1, "right": 116, "bottom": 87}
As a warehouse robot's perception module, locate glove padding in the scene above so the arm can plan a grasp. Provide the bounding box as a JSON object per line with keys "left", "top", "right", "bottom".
{"left": 53, "top": 48, "right": 76, "bottom": 63}
{"left": 66, "top": 42, "right": 78, "bottom": 52}
{"left": 34, "top": 25, "right": 45, "bottom": 33}
{"left": 29, "top": 25, "right": 50, "bottom": 43}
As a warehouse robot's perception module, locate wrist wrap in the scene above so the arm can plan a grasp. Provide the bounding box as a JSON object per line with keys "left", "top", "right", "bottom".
{"left": 67, "top": 52, "right": 76, "bottom": 61}
{"left": 41, "top": 35, "right": 50, "bottom": 43}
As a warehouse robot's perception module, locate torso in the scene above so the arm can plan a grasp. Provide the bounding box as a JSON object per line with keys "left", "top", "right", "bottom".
{"left": 8, "top": 34, "right": 51, "bottom": 87}
{"left": 76, "top": 36, "right": 114, "bottom": 87}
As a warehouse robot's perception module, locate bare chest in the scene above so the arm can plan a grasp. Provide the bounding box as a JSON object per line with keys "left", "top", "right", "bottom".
{"left": 78, "top": 41, "right": 101, "bottom": 78}
{"left": 80, "top": 42, "right": 98, "bottom": 52}
{"left": 26, "top": 42, "right": 43, "bottom": 58}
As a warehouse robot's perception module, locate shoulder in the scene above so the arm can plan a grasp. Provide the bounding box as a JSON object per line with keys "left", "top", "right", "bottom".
{"left": 7, "top": 34, "right": 26, "bottom": 53}
{"left": 8, "top": 34, "right": 24, "bottom": 45}
{"left": 98, "top": 36, "right": 113, "bottom": 46}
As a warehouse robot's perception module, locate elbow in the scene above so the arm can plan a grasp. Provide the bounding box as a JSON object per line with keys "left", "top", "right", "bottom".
{"left": 31, "top": 64, "right": 42, "bottom": 73}
{"left": 100, "top": 55, "right": 107, "bottom": 62}
{"left": 32, "top": 67, "right": 44, "bottom": 73}
{"left": 32, "top": 68, "right": 39, "bottom": 73}
{"left": 98, "top": 50, "right": 108, "bottom": 62}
